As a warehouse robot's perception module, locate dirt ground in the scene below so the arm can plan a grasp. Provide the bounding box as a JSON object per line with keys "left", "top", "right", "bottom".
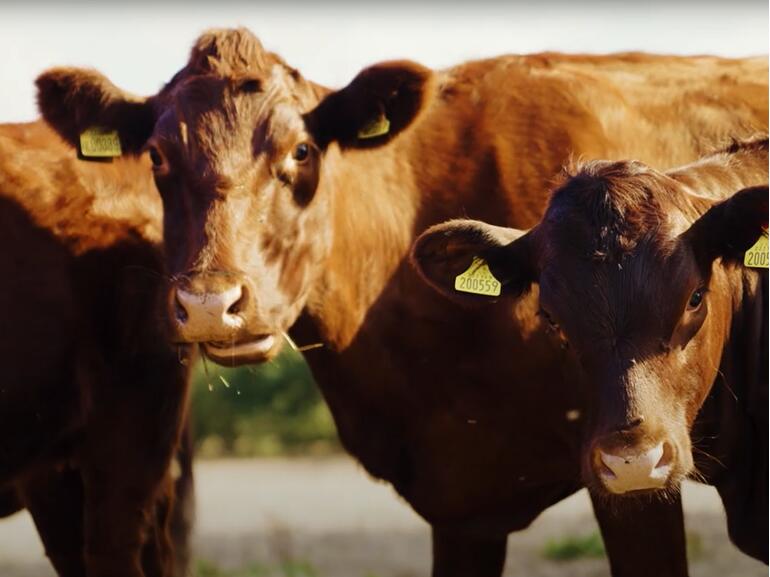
{"left": 0, "top": 456, "right": 764, "bottom": 577}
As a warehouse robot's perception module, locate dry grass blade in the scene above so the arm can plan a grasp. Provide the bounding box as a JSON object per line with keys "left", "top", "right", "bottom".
{"left": 281, "top": 331, "right": 324, "bottom": 354}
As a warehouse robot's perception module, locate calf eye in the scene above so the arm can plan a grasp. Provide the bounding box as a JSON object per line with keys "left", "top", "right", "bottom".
{"left": 148, "top": 146, "right": 163, "bottom": 168}
{"left": 293, "top": 143, "right": 310, "bottom": 163}
{"left": 687, "top": 287, "right": 706, "bottom": 310}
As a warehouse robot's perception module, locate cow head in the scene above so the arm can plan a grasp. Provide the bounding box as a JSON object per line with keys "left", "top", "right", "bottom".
{"left": 37, "top": 28, "right": 433, "bottom": 364}
{"left": 413, "top": 155, "right": 768, "bottom": 497}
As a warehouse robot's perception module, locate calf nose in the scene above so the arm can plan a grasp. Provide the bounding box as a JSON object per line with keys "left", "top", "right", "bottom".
{"left": 597, "top": 442, "right": 673, "bottom": 494}
{"left": 173, "top": 281, "right": 247, "bottom": 341}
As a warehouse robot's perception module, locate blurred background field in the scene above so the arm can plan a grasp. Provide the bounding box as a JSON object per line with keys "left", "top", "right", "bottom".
{"left": 191, "top": 347, "right": 339, "bottom": 459}
{"left": 1, "top": 458, "right": 764, "bottom": 577}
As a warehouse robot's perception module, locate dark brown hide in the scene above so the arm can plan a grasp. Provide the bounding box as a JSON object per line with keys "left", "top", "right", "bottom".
{"left": 0, "top": 121, "right": 194, "bottom": 577}
{"left": 415, "top": 138, "right": 768, "bottom": 562}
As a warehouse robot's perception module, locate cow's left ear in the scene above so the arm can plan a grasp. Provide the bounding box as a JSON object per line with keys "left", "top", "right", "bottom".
{"left": 306, "top": 60, "right": 433, "bottom": 150}
{"left": 685, "top": 184, "right": 769, "bottom": 267}
{"left": 410, "top": 219, "right": 537, "bottom": 305}
{"left": 36, "top": 67, "right": 157, "bottom": 154}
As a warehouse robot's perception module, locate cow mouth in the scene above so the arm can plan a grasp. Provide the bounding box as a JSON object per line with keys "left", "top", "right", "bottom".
{"left": 202, "top": 333, "right": 279, "bottom": 365}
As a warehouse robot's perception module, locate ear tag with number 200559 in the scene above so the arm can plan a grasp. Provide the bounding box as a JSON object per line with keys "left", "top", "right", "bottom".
{"left": 454, "top": 257, "right": 502, "bottom": 296}
{"left": 745, "top": 230, "right": 769, "bottom": 269}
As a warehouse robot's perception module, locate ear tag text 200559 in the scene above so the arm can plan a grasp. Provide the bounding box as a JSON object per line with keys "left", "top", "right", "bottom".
{"left": 454, "top": 257, "right": 502, "bottom": 296}
{"left": 745, "top": 231, "right": 768, "bottom": 269}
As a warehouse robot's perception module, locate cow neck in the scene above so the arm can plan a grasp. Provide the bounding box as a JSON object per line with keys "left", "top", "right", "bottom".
{"left": 304, "top": 139, "right": 420, "bottom": 351}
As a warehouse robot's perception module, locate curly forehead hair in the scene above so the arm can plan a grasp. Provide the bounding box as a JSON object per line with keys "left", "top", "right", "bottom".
{"left": 187, "top": 27, "right": 285, "bottom": 78}
{"left": 548, "top": 160, "right": 673, "bottom": 261}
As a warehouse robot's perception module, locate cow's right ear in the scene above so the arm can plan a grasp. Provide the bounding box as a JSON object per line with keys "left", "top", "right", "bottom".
{"left": 684, "top": 184, "right": 769, "bottom": 269}
{"left": 307, "top": 60, "right": 433, "bottom": 150}
{"left": 36, "top": 67, "right": 156, "bottom": 154}
{"left": 410, "top": 219, "right": 537, "bottom": 305}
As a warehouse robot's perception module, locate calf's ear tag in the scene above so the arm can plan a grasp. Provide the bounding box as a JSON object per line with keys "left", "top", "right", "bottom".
{"left": 744, "top": 230, "right": 769, "bottom": 269}
{"left": 454, "top": 256, "right": 502, "bottom": 297}
{"left": 357, "top": 111, "right": 390, "bottom": 140}
{"left": 79, "top": 126, "right": 122, "bottom": 158}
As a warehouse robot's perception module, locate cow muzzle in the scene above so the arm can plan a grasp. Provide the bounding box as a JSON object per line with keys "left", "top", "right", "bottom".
{"left": 169, "top": 271, "right": 279, "bottom": 364}
{"left": 595, "top": 441, "right": 674, "bottom": 494}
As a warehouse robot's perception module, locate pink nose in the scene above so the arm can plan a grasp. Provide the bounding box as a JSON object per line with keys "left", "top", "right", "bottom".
{"left": 597, "top": 442, "right": 673, "bottom": 494}
{"left": 173, "top": 282, "right": 246, "bottom": 342}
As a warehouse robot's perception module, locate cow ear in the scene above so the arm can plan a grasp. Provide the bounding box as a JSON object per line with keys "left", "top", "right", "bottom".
{"left": 307, "top": 60, "right": 433, "bottom": 150}
{"left": 410, "top": 219, "right": 537, "bottom": 305}
{"left": 36, "top": 67, "right": 156, "bottom": 155}
{"left": 685, "top": 185, "right": 768, "bottom": 268}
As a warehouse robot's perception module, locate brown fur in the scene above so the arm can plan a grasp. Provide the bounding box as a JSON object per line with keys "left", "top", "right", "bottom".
{"left": 37, "top": 28, "right": 768, "bottom": 576}
{"left": 0, "top": 121, "right": 194, "bottom": 577}
{"left": 416, "top": 138, "right": 768, "bottom": 561}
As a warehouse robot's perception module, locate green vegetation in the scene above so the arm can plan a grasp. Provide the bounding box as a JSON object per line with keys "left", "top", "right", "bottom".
{"left": 542, "top": 531, "right": 606, "bottom": 561}
{"left": 542, "top": 530, "right": 704, "bottom": 562}
{"left": 191, "top": 346, "right": 339, "bottom": 458}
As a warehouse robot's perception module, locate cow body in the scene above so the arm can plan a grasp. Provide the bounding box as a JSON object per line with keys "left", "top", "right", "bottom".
{"left": 0, "top": 121, "right": 193, "bottom": 577}
{"left": 37, "top": 29, "right": 767, "bottom": 576}
{"left": 414, "top": 138, "right": 768, "bottom": 562}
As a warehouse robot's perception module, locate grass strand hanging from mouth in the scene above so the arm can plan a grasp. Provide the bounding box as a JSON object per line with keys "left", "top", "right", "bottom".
{"left": 202, "top": 353, "right": 214, "bottom": 392}
{"left": 281, "top": 331, "right": 323, "bottom": 354}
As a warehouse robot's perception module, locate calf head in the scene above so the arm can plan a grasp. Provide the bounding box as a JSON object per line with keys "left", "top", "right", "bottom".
{"left": 37, "top": 28, "right": 433, "bottom": 364}
{"left": 413, "top": 158, "right": 767, "bottom": 497}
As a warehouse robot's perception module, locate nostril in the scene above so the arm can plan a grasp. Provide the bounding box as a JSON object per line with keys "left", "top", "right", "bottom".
{"left": 599, "top": 459, "right": 617, "bottom": 479}
{"left": 628, "top": 416, "right": 644, "bottom": 428}
{"left": 612, "top": 415, "right": 644, "bottom": 433}
{"left": 226, "top": 284, "right": 247, "bottom": 316}
{"left": 655, "top": 442, "right": 674, "bottom": 469}
{"left": 174, "top": 291, "right": 188, "bottom": 324}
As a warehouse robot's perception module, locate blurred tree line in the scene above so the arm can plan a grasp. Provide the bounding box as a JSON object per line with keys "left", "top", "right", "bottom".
{"left": 190, "top": 346, "right": 339, "bottom": 458}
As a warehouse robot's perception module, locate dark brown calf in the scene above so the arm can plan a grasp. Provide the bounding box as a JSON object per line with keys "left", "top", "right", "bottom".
{"left": 36, "top": 28, "right": 767, "bottom": 576}
{"left": 0, "top": 121, "right": 193, "bottom": 577}
{"left": 414, "top": 137, "right": 768, "bottom": 562}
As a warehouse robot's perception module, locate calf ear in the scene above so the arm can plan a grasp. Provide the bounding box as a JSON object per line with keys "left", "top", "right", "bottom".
{"left": 36, "top": 67, "right": 156, "bottom": 154}
{"left": 685, "top": 185, "right": 769, "bottom": 268}
{"left": 307, "top": 60, "right": 433, "bottom": 149}
{"left": 410, "top": 219, "right": 537, "bottom": 305}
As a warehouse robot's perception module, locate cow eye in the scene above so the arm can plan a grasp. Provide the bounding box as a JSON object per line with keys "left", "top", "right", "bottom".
{"left": 687, "top": 287, "right": 706, "bottom": 310}
{"left": 148, "top": 146, "right": 164, "bottom": 168}
{"left": 293, "top": 143, "right": 310, "bottom": 163}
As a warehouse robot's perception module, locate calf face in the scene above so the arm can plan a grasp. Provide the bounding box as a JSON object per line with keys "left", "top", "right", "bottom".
{"left": 37, "top": 28, "right": 433, "bottom": 364}
{"left": 413, "top": 155, "right": 767, "bottom": 497}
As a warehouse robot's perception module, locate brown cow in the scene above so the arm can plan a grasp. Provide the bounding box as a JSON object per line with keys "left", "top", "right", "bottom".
{"left": 0, "top": 121, "right": 193, "bottom": 577}
{"left": 413, "top": 137, "right": 768, "bottom": 562}
{"left": 36, "top": 28, "right": 767, "bottom": 576}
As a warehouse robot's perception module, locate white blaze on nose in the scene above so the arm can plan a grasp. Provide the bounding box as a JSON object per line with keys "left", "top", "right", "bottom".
{"left": 599, "top": 442, "right": 671, "bottom": 494}
{"left": 176, "top": 286, "right": 245, "bottom": 332}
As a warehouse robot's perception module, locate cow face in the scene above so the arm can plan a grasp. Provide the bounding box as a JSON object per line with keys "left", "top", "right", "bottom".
{"left": 413, "top": 157, "right": 767, "bottom": 498}
{"left": 37, "top": 29, "right": 432, "bottom": 364}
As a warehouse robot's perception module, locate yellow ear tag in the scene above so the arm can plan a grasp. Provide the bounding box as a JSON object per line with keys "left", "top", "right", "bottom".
{"left": 454, "top": 256, "right": 502, "bottom": 296}
{"left": 744, "top": 231, "right": 769, "bottom": 268}
{"left": 79, "top": 127, "right": 122, "bottom": 158}
{"left": 357, "top": 113, "right": 390, "bottom": 140}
